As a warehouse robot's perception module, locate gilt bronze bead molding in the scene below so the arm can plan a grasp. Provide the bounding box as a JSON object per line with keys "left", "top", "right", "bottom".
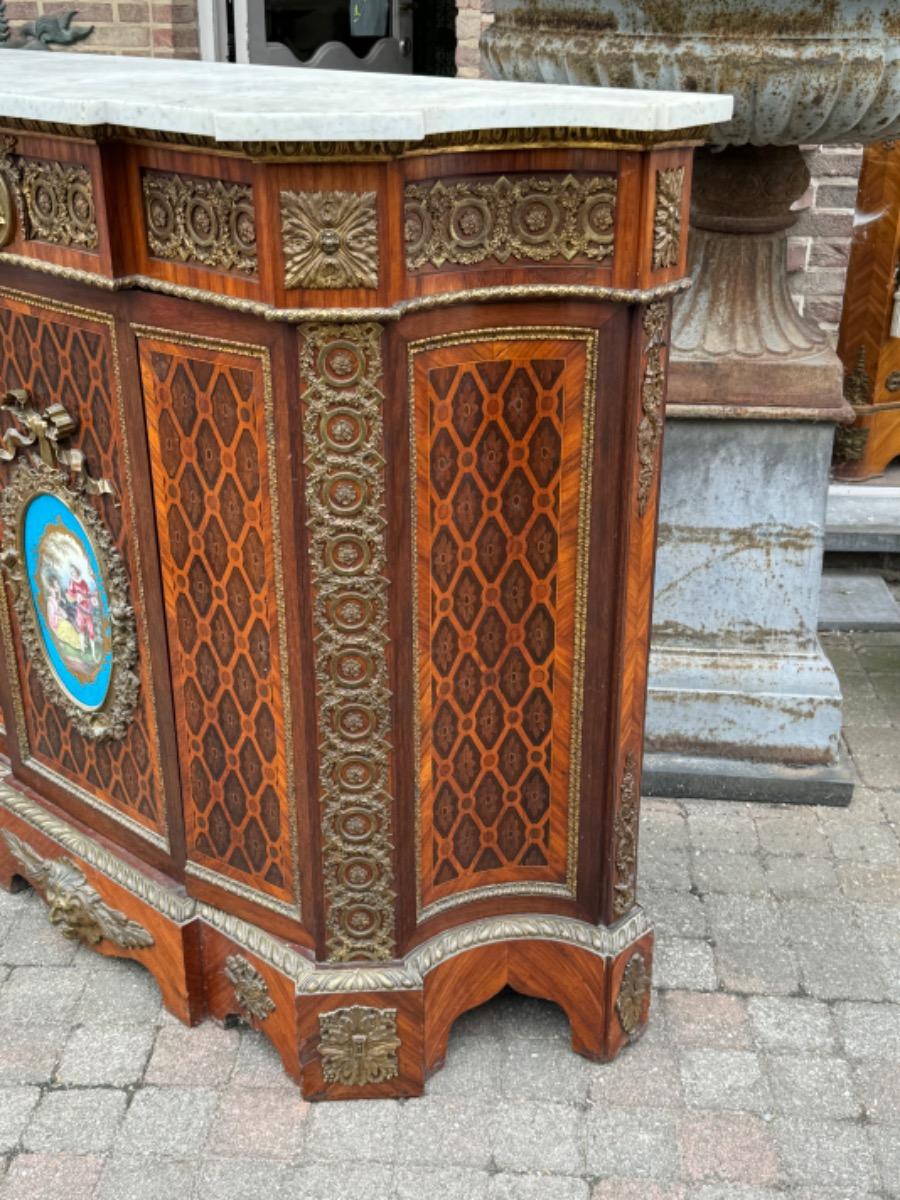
{"left": 211, "top": 906, "right": 654, "bottom": 995}
{"left": 0, "top": 119, "right": 711, "bottom": 158}
{"left": 0, "top": 251, "right": 693, "bottom": 320}
{"left": 198, "top": 905, "right": 305, "bottom": 978}
{"left": 202, "top": 908, "right": 655, "bottom": 995}
{"left": 188, "top": 861, "right": 302, "bottom": 922}
{"left": 0, "top": 779, "right": 652, "bottom": 994}
{"left": 0, "top": 783, "right": 193, "bottom": 921}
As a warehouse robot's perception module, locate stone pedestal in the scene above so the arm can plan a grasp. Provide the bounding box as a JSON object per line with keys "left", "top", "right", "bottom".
{"left": 639, "top": 144, "right": 853, "bottom": 803}
{"left": 643, "top": 418, "right": 853, "bottom": 805}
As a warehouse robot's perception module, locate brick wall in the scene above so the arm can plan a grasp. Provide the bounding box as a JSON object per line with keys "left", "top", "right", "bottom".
{"left": 790, "top": 146, "right": 864, "bottom": 343}
{"left": 4, "top": 0, "right": 199, "bottom": 57}
{"left": 456, "top": 0, "right": 493, "bottom": 79}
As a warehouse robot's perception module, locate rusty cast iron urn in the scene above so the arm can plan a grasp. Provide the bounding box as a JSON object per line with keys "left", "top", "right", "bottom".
{"left": 483, "top": 0, "right": 900, "bottom": 404}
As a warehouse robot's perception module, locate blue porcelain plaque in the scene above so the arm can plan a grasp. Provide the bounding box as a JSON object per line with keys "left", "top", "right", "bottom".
{"left": 22, "top": 492, "right": 114, "bottom": 711}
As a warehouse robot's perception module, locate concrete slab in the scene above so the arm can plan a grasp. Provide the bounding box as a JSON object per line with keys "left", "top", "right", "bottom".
{"left": 825, "top": 484, "right": 900, "bottom": 553}
{"left": 819, "top": 572, "right": 900, "bottom": 632}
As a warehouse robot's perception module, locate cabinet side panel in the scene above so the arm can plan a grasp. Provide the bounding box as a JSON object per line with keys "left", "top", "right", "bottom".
{"left": 138, "top": 333, "right": 299, "bottom": 916}
{"left": 411, "top": 332, "right": 595, "bottom": 916}
{"left": 0, "top": 289, "right": 168, "bottom": 848}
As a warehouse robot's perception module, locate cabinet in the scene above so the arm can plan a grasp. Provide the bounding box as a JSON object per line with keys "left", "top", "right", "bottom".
{"left": 0, "top": 53, "right": 728, "bottom": 1098}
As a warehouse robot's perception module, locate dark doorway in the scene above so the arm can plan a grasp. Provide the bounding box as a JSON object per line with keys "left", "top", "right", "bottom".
{"left": 413, "top": 0, "right": 458, "bottom": 76}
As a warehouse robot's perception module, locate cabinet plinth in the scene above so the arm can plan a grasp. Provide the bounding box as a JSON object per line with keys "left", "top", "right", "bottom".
{"left": 0, "top": 58, "right": 722, "bottom": 1096}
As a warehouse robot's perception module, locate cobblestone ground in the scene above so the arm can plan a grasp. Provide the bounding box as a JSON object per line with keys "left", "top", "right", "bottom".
{"left": 0, "top": 629, "right": 898, "bottom": 1200}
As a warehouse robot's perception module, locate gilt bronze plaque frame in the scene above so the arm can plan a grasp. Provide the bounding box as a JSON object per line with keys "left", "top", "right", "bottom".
{"left": 0, "top": 453, "right": 139, "bottom": 740}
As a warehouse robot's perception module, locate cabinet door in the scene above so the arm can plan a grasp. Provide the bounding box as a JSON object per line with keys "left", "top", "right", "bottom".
{"left": 138, "top": 328, "right": 302, "bottom": 926}
{"left": 0, "top": 289, "right": 171, "bottom": 855}
{"left": 409, "top": 328, "right": 599, "bottom": 920}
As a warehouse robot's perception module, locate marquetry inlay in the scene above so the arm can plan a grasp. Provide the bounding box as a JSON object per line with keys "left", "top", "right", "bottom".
{"left": 410, "top": 328, "right": 599, "bottom": 916}
{"left": 0, "top": 54, "right": 714, "bottom": 1094}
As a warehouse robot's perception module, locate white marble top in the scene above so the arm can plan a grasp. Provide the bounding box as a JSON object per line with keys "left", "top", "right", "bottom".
{"left": 0, "top": 52, "right": 732, "bottom": 143}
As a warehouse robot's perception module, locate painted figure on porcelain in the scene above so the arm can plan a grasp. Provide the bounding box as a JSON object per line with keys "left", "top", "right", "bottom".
{"left": 23, "top": 493, "right": 113, "bottom": 710}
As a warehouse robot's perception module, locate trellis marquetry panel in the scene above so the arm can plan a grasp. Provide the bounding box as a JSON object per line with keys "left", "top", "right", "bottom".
{"left": 139, "top": 333, "right": 297, "bottom": 914}
{"left": 0, "top": 291, "right": 167, "bottom": 848}
{"left": 411, "top": 333, "right": 595, "bottom": 914}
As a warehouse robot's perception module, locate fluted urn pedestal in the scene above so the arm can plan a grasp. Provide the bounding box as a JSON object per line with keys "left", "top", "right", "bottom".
{"left": 484, "top": 1, "right": 900, "bottom": 800}
{"left": 668, "top": 145, "right": 841, "bottom": 411}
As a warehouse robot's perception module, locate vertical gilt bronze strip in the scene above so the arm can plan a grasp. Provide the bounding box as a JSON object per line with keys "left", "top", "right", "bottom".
{"left": 300, "top": 323, "right": 396, "bottom": 961}
{"left": 612, "top": 751, "right": 638, "bottom": 918}
{"left": 636, "top": 301, "right": 669, "bottom": 517}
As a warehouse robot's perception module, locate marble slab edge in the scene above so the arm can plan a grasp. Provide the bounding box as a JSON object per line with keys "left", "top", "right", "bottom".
{"left": 0, "top": 50, "right": 733, "bottom": 143}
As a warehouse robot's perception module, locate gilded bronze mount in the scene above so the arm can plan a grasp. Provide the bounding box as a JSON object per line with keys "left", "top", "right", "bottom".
{"left": 0, "top": 389, "right": 139, "bottom": 741}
